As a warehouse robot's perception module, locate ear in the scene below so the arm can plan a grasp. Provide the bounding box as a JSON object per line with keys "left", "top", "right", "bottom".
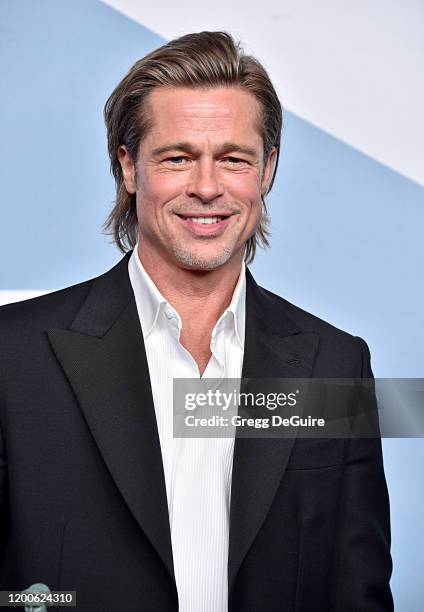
{"left": 117, "top": 145, "right": 137, "bottom": 194}
{"left": 261, "top": 147, "right": 277, "bottom": 195}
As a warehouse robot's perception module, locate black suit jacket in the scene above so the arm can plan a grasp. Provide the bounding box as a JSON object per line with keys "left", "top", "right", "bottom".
{"left": 0, "top": 252, "right": 393, "bottom": 611}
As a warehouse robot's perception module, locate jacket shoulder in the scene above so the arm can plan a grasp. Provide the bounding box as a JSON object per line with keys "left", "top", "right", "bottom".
{"left": 0, "top": 252, "right": 131, "bottom": 350}
{"left": 258, "top": 285, "right": 369, "bottom": 376}
{"left": 260, "top": 285, "right": 355, "bottom": 338}
{"left": 0, "top": 278, "right": 94, "bottom": 336}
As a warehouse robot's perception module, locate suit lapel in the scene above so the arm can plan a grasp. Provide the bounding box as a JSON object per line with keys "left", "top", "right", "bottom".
{"left": 47, "top": 253, "right": 174, "bottom": 581}
{"left": 228, "top": 269, "right": 320, "bottom": 594}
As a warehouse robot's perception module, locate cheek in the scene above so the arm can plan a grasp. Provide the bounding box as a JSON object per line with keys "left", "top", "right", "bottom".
{"left": 226, "top": 173, "right": 262, "bottom": 204}
{"left": 136, "top": 173, "right": 183, "bottom": 221}
{"left": 142, "top": 172, "right": 187, "bottom": 203}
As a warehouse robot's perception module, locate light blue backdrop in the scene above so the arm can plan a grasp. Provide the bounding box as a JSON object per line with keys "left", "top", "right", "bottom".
{"left": 1, "top": 1, "right": 423, "bottom": 609}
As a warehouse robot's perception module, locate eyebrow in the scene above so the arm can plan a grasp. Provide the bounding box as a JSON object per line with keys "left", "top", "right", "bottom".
{"left": 151, "top": 141, "right": 259, "bottom": 159}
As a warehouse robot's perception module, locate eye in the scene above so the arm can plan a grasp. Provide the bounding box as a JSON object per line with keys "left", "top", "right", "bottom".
{"left": 222, "top": 157, "right": 248, "bottom": 166}
{"left": 164, "top": 156, "right": 191, "bottom": 165}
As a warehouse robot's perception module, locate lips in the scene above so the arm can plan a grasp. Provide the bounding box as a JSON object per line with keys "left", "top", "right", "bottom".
{"left": 182, "top": 216, "right": 223, "bottom": 224}
{"left": 175, "top": 212, "right": 233, "bottom": 235}
{"left": 176, "top": 213, "right": 232, "bottom": 222}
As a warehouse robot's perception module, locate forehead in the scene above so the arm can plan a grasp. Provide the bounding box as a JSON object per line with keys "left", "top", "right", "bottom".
{"left": 143, "top": 86, "right": 263, "bottom": 146}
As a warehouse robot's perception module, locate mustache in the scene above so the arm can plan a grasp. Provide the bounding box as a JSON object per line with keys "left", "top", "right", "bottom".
{"left": 170, "top": 203, "right": 241, "bottom": 215}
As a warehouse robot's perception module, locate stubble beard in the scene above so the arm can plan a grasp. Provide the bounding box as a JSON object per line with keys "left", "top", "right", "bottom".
{"left": 171, "top": 240, "right": 236, "bottom": 270}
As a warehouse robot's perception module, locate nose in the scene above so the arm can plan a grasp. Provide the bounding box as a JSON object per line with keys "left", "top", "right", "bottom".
{"left": 186, "top": 159, "right": 224, "bottom": 203}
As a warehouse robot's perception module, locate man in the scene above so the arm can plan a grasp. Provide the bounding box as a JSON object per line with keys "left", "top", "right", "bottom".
{"left": 0, "top": 32, "right": 392, "bottom": 611}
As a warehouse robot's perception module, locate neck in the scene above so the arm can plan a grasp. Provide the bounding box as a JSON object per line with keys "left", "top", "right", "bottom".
{"left": 137, "top": 243, "right": 244, "bottom": 327}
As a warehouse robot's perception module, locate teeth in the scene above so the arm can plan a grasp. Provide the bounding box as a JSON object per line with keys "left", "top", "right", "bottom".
{"left": 187, "top": 216, "right": 222, "bottom": 224}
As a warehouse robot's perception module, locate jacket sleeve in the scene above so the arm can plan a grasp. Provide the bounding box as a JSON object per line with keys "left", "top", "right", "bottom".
{"left": 0, "top": 418, "right": 9, "bottom": 567}
{"left": 332, "top": 337, "right": 394, "bottom": 611}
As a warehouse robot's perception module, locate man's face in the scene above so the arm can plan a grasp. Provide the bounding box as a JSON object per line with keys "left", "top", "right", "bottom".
{"left": 118, "top": 86, "right": 276, "bottom": 271}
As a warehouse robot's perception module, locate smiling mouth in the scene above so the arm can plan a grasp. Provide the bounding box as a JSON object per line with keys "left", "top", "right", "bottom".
{"left": 176, "top": 213, "right": 232, "bottom": 225}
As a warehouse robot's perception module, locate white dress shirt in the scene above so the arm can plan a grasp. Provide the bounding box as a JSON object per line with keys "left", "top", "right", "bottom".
{"left": 128, "top": 247, "right": 246, "bottom": 612}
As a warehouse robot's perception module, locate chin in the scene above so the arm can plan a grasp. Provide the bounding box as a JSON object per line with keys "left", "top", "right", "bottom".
{"left": 172, "top": 245, "right": 235, "bottom": 270}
